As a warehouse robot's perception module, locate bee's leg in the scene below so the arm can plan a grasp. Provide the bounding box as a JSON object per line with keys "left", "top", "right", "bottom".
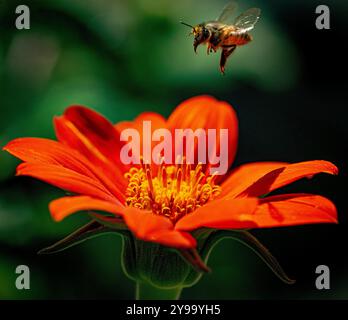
{"left": 220, "top": 45, "right": 236, "bottom": 74}
{"left": 210, "top": 33, "right": 220, "bottom": 46}
{"left": 209, "top": 33, "right": 221, "bottom": 54}
{"left": 207, "top": 43, "right": 212, "bottom": 55}
{"left": 207, "top": 44, "right": 217, "bottom": 55}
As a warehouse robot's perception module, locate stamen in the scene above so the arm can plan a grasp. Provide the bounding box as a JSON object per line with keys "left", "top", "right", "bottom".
{"left": 145, "top": 165, "right": 154, "bottom": 198}
{"left": 162, "top": 166, "right": 167, "bottom": 188}
{"left": 176, "top": 168, "right": 182, "bottom": 193}
{"left": 124, "top": 161, "right": 222, "bottom": 222}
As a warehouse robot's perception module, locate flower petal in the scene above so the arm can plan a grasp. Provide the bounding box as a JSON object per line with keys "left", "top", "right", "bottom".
{"left": 175, "top": 198, "right": 259, "bottom": 231}
{"left": 221, "top": 160, "right": 338, "bottom": 198}
{"left": 114, "top": 112, "right": 167, "bottom": 134}
{"left": 55, "top": 106, "right": 119, "bottom": 162}
{"left": 221, "top": 162, "right": 288, "bottom": 198}
{"left": 3, "top": 137, "right": 125, "bottom": 202}
{"left": 252, "top": 193, "right": 338, "bottom": 228}
{"left": 49, "top": 196, "right": 125, "bottom": 222}
{"left": 115, "top": 112, "right": 168, "bottom": 173}
{"left": 147, "top": 229, "right": 197, "bottom": 249}
{"left": 16, "top": 163, "right": 117, "bottom": 202}
{"left": 134, "top": 112, "right": 167, "bottom": 131}
{"left": 122, "top": 207, "right": 196, "bottom": 248}
{"left": 167, "top": 96, "right": 238, "bottom": 173}
{"left": 54, "top": 106, "right": 127, "bottom": 190}
{"left": 241, "top": 160, "right": 338, "bottom": 198}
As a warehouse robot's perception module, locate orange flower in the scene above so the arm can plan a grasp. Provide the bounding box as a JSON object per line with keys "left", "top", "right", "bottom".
{"left": 3, "top": 96, "right": 338, "bottom": 253}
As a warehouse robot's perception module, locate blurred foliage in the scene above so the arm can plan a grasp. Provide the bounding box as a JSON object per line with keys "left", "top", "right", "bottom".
{"left": 0, "top": 0, "right": 347, "bottom": 299}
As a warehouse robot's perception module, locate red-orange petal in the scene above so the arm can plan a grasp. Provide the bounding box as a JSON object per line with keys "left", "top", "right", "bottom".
{"left": 3, "top": 137, "right": 125, "bottom": 203}
{"left": 175, "top": 198, "right": 259, "bottom": 231}
{"left": 114, "top": 112, "right": 167, "bottom": 134}
{"left": 49, "top": 197, "right": 195, "bottom": 249}
{"left": 49, "top": 196, "right": 125, "bottom": 222}
{"left": 16, "top": 162, "right": 117, "bottom": 202}
{"left": 220, "top": 162, "right": 288, "bottom": 198}
{"left": 252, "top": 193, "right": 338, "bottom": 228}
{"left": 167, "top": 95, "right": 238, "bottom": 174}
{"left": 133, "top": 112, "right": 167, "bottom": 131}
{"left": 122, "top": 207, "right": 196, "bottom": 248}
{"left": 54, "top": 106, "right": 127, "bottom": 190}
{"left": 222, "top": 160, "right": 338, "bottom": 198}
{"left": 49, "top": 195, "right": 196, "bottom": 248}
{"left": 114, "top": 112, "right": 168, "bottom": 174}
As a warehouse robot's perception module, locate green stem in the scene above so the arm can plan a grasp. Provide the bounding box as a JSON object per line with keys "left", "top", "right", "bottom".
{"left": 135, "top": 282, "right": 183, "bottom": 300}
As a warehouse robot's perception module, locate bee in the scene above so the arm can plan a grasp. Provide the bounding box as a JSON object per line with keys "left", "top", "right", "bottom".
{"left": 181, "top": 1, "right": 261, "bottom": 74}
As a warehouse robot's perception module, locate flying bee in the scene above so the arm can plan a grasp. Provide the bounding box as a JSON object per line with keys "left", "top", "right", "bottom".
{"left": 181, "top": 1, "right": 261, "bottom": 74}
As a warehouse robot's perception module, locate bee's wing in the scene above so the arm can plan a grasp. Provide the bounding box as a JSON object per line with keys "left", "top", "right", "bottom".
{"left": 234, "top": 8, "right": 261, "bottom": 32}
{"left": 216, "top": 1, "right": 238, "bottom": 23}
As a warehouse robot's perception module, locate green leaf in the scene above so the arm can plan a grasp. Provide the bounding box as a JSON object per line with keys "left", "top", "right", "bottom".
{"left": 88, "top": 212, "right": 128, "bottom": 230}
{"left": 202, "top": 230, "right": 295, "bottom": 284}
{"left": 178, "top": 248, "right": 211, "bottom": 273}
{"left": 38, "top": 220, "right": 125, "bottom": 255}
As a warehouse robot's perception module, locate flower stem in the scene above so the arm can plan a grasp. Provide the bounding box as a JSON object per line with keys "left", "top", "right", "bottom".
{"left": 135, "top": 282, "right": 183, "bottom": 300}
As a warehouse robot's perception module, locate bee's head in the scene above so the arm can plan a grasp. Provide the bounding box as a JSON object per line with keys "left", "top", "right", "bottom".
{"left": 181, "top": 21, "right": 210, "bottom": 52}
{"left": 192, "top": 24, "right": 210, "bottom": 52}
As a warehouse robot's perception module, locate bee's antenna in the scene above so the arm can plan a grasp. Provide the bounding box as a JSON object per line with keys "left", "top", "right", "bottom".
{"left": 180, "top": 21, "right": 194, "bottom": 29}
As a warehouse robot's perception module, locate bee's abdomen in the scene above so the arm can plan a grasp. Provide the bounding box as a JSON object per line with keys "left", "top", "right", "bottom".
{"left": 224, "top": 32, "right": 252, "bottom": 46}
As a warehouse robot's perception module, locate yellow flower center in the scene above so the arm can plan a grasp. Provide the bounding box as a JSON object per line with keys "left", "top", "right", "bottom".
{"left": 124, "top": 161, "right": 221, "bottom": 222}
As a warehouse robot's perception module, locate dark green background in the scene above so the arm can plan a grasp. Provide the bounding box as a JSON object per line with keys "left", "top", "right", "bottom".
{"left": 0, "top": 0, "right": 347, "bottom": 299}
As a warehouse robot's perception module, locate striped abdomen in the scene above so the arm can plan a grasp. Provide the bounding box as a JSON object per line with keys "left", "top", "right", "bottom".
{"left": 223, "top": 32, "right": 252, "bottom": 46}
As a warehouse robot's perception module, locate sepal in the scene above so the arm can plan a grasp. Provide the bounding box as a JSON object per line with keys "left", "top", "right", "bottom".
{"left": 38, "top": 219, "right": 125, "bottom": 254}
